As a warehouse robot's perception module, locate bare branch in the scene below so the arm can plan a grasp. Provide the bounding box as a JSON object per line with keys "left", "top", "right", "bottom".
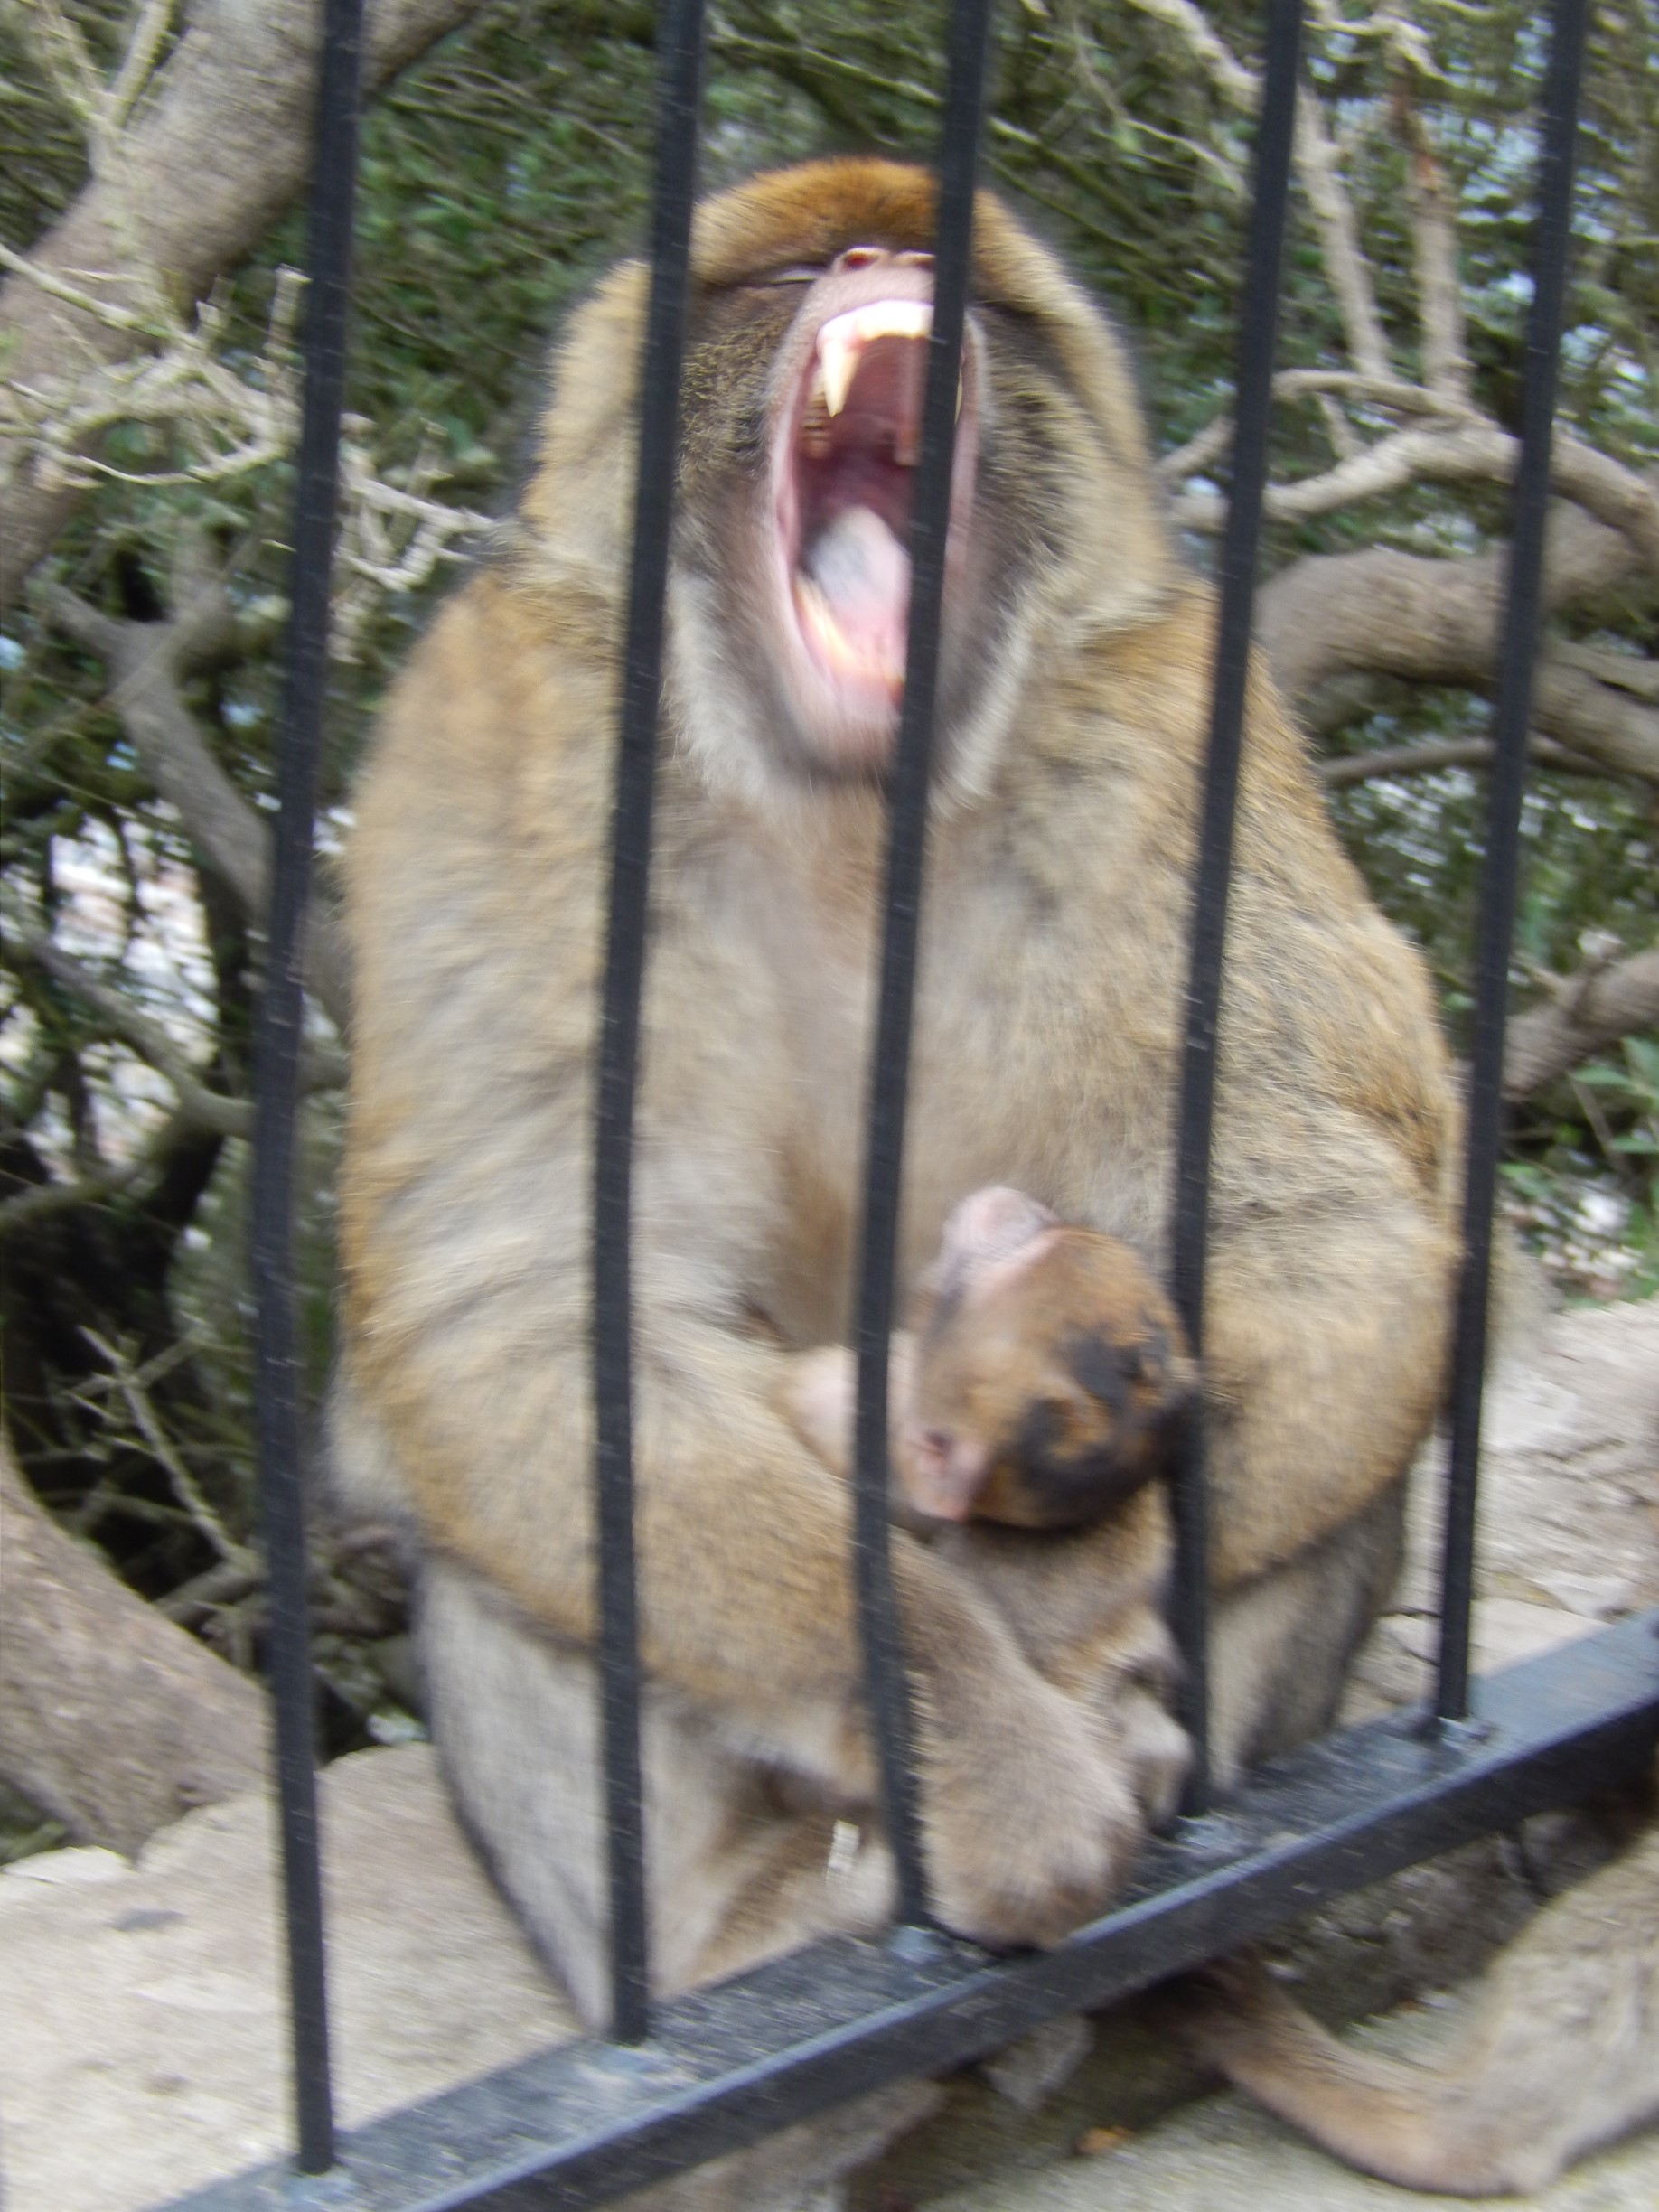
{"left": 1122, "top": 0, "right": 1259, "bottom": 108}
{"left": 1173, "top": 416, "right": 1659, "bottom": 560}
{"left": 0, "top": 0, "right": 492, "bottom": 604}
{"left": 1505, "top": 949, "right": 1659, "bottom": 1099}
{"left": 1532, "top": 659, "right": 1659, "bottom": 785}
{"left": 8, "top": 931, "right": 250, "bottom": 1139}
{"left": 78, "top": 1329, "right": 258, "bottom": 1571}
{"left": 1259, "top": 499, "right": 1659, "bottom": 784}
{"left": 35, "top": 581, "right": 351, "bottom": 1032}
{"left": 1554, "top": 642, "right": 1659, "bottom": 702}
{"left": 0, "top": 1106, "right": 188, "bottom": 1235}
{"left": 1400, "top": 95, "right": 1471, "bottom": 400}
{"left": 0, "top": 239, "right": 170, "bottom": 341}
{"left": 1158, "top": 370, "right": 1468, "bottom": 484}
{"left": 1295, "top": 84, "right": 1392, "bottom": 379}
{"left": 1158, "top": 414, "right": 1236, "bottom": 485}
{"left": 1262, "top": 495, "right": 1648, "bottom": 695}
{"left": 106, "top": 0, "right": 179, "bottom": 143}
{"left": 1317, "top": 734, "right": 1594, "bottom": 788}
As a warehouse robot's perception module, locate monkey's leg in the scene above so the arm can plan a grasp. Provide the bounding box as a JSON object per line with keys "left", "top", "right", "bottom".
{"left": 1163, "top": 1833, "right": 1659, "bottom": 2200}
{"left": 1156, "top": 1954, "right": 1552, "bottom": 2197}
{"left": 1207, "top": 1480, "right": 1405, "bottom": 1780}
{"left": 420, "top": 1560, "right": 935, "bottom": 2211}
{"left": 419, "top": 1559, "right": 899, "bottom": 2021}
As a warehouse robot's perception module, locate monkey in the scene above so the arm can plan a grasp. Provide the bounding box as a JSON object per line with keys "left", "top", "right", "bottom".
{"left": 783, "top": 1183, "right": 1198, "bottom": 1532}
{"left": 331, "top": 158, "right": 1457, "bottom": 2206}
{"left": 1152, "top": 1816, "right": 1659, "bottom": 2195}
{"left": 782, "top": 1180, "right": 1195, "bottom": 1856}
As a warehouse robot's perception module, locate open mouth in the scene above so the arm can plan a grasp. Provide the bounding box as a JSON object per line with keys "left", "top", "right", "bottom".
{"left": 769, "top": 262, "right": 979, "bottom": 766}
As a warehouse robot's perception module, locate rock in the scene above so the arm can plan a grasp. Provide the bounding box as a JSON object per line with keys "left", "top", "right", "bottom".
{"left": 0, "top": 1745, "right": 573, "bottom": 2212}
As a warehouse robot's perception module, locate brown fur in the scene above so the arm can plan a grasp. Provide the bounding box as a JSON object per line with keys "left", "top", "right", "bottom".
{"left": 333, "top": 159, "right": 1457, "bottom": 2200}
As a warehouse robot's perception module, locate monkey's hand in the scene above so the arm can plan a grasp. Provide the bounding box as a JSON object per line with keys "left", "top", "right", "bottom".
{"left": 780, "top": 1336, "right": 918, "bottom": 1488}
{"left": 911, "top": 1602, "right": 1149, "bottom": 1948}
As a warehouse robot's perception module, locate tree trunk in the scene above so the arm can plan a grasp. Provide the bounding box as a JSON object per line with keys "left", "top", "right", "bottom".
{"left": 0, "top": 1439, "right": 267, "bottom": 1857}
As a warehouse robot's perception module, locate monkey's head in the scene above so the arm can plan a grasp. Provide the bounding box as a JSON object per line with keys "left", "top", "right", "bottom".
{"left": 522, "top": 160, "right": 1176, "bottom": 804}
{"left": 905, "top": 1187, "right": 1198, "bottom": 1531}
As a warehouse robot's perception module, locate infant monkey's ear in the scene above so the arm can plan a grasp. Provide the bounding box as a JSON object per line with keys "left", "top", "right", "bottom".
{"left": 904, "top": 1189, "right": 1197, "bottom": 1531}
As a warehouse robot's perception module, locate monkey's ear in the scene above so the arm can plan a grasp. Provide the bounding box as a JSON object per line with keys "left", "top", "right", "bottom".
{"left": 900, "top": 1426, "right": 990, "bottom": 1523}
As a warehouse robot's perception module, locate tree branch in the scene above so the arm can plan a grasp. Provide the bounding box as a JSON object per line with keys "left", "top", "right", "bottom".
{"left": 1, "top": 0, "right": 491, "bottom": 604}
{"left": 0, "top": 1105, "right": 201, "bottom": 1235}
{"left": 1505, "top": 949, "right": 1659, "bottom": 1100}
{"left": 0, "top": 1433, "right": 267, "bottom": 1855}
{"left": 1171, "top": 417, "right": 1659, "bottom": 567}
{"left": 1258, "top": 498, "right": 1658, "bottom": 773}
{"left": 8, "top": 931, "right": 251, "bottom": 1139}
{"left": 1400, "top": 94, "right": 1470, "bottom": 401}
{"left": 1317, "top": 734, "right": 1594, "bottom": 789}
{"left": 36, "top": 581, "right": 351, "bottom": 1031}
{"left": 1295, "top": 83, "right": 1392, "bottom": 380}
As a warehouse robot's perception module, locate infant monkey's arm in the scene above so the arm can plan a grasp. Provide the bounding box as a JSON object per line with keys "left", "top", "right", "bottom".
{"left": 783, "top": 1186, "right": 1196, "bottom": 1532}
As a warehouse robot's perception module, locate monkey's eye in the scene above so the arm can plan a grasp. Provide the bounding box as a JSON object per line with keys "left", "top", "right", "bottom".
{"left": 744, "top": 266, "right": 823, "bottom": 288}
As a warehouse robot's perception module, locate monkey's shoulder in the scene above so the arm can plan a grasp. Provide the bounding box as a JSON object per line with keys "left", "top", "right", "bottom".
{"left": 351, "top": 568, "right": 616, "bottom": 889}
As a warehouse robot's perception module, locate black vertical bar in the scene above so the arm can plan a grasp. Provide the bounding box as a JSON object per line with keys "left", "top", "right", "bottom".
{"left": 1436, "top": 0, "right": 1585, "bottom": 1723}
{"left": 1168, "top": 0, "right": 1305, "bottom": 1816}
{"left": 851, "top": 0, "right": 997, "bottom": 1932}
{"left": 248, "top": 0, "right": 363, "bottom": 2175}
{"left": 591, "top": 0, "right": 706, "bottom": 2045}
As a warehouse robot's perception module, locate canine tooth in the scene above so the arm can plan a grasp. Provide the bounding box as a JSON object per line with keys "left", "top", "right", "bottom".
{"left": 815, "top": 299, "right": 933, "bottom": 418}
{"left": 819, "top": 328, "right": 859, "bottom": 419}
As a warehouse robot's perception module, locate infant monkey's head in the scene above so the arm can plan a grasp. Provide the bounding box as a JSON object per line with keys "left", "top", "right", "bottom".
{"left": 903, "top": 1187, "right": 1197, "bottom": 1529}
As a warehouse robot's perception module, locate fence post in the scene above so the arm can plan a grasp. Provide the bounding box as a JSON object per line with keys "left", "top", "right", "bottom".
{"left": 249, "top": 0, "right": 365, "bottom": 2170}
{"left": 1436, "top": 0, "right": 1587, "bottom": 1722}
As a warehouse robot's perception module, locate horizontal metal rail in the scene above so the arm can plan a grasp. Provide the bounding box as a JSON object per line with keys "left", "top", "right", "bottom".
{"left": 167, "top": 1610, "right": 1659, "bottom": 2212}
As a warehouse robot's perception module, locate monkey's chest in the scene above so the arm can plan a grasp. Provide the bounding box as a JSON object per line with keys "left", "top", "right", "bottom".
{"left": 755, "top": 899, "right": 1163, "bottom": 1345}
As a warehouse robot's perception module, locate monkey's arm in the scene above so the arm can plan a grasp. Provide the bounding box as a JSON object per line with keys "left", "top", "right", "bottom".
{"left": 340, "top": 1279, "right": 1150, "bottom": 1950}
{"left": 1195, "top": 1184, "right": 1452, "bottom": 1594}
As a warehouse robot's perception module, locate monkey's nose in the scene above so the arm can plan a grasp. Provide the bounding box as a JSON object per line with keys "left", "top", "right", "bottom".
{"left": 833, "top": 246, "right": 934, "bottom": 276}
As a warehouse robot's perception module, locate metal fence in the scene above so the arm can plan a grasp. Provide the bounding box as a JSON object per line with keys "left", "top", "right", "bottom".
{"left": 172, "top": 0, "right": 1659, "bottom": 2204}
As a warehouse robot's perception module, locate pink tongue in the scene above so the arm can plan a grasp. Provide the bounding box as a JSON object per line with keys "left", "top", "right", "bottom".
{"left": 804, "top": 507, "right": 910, "bottom": 669}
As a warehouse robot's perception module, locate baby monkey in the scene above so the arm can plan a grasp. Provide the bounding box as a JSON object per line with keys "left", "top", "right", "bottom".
{"left": 785, "top": 1182, "right": 1195, "bottom": 1850}
{"left": 785, "top": 1186, "right": 1197, "bottom": 1531}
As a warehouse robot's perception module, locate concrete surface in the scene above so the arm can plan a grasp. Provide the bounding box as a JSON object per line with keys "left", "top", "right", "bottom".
{"left": 0, "top": 1747, "right": 574, "bottom": 2212}
{"left": 2, "top": 1294, "right": 1656, "bottom": 2212}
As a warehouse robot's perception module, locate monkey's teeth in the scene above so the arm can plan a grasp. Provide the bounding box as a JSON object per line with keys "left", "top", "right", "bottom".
{"left": 801, "top": 365, "right": 833, "bottom": 455}
{"left": 793, "top": 575, "right": 904, "bottom": 694}
{"left": 815, "top": 299, "right": 933, "bottom": 418}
